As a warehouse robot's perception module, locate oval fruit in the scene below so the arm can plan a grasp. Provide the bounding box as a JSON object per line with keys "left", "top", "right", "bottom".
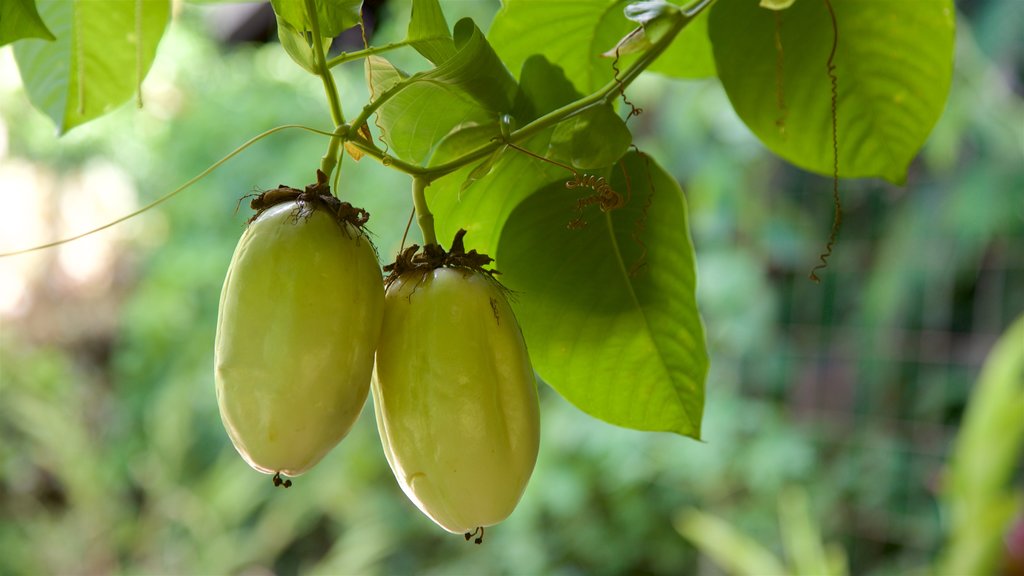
{"left": 373, "top": 267, "right": 540, "bottom": 533}
{"left": 215, "top": 200, "right": 384, "bottom": 477}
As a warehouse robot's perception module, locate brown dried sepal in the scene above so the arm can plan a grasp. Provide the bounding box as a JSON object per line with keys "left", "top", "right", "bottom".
{"left": 383, "top": 229, "right": 498, "bottom": 288}
{"left": 246, "top": 170, "right": 370, "bottom": 231}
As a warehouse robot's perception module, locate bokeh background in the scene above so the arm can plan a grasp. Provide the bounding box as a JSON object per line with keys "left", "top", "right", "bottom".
{"left": 1, "top": 1, "right": 1021, "bottom": 574}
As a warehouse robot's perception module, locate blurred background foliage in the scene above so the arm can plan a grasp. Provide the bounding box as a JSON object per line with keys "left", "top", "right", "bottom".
{"left": 1, "top": 0, "right": 1022, "bottom": 574}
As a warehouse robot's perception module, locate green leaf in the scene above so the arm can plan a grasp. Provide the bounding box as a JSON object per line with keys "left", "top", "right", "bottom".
{"left": 427, "top": 55, "right": 586, "bottom": 255}
{"left": 366, "top": 19, "right": 517, "bottom": 164}
{"left": 277, "top": 15, "right": 333, "bottom": 74}
{"left": 496, "top": 151, "right": 706, "bottom": 436}
{"left": 406, "top": 0, "right": 455, "bottom": 65}
{"left": 488, "top": 0, "right": 714, "bottom": 93}
{"left": 0, "top": 0, "right": 55, "bottom": 46}
{"left": 12, "top": 0, "right": 170, "bottom": 134}
{"left": 427, "top": 122, "right": 501, "bottom": 168}
{"left": 550, "top": 104, "right": 632, "bottom": 169}
{"left": 270, "top": 0, "right": 361, "bottom": 38}
{"left": 511, "top": 55, "right": 581, "bottom": 124}
{"left": 708, "top": 0, "right": 955, "bottom": 183}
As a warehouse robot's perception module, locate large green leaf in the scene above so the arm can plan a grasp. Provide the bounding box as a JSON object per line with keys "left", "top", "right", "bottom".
{"left": 366, "top": 18, "right": 517, "bottom": 164}
{"left": 406, "top": 0, "right": 456, "bottom": 65}
{"left": 488, "top": 0, "right": 713, "bottom": 93}
{"left": 270, "top": 0, "right": 361, "bottom": 38}
{"left": 708, "top": 0, "right": 955, "bottom": 183}
{"left": 12, "top": 0, "right": 170, "bottom": 133}
{"left": 496, "top": 151, "right": 706, "bottom": 437}
{"left": 0, "top": 0, "right": 55, "bottom": 46}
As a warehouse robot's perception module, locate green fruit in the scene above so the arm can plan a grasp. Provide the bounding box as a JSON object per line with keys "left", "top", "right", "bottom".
{"left": 373, "top": 267, "right": 540, "bottom": 533}
{"left": 215, "top": 201, "right": 384, "bottom": 477}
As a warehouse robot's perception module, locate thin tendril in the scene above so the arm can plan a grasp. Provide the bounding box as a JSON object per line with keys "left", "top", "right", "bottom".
{"left": 0, "top": 124, "right": 336, "bottom": 258}
{"left": 504, "top": 142, "right": 576, "bottom": 176}
{"left": 612, "top": 47, "right": 642, "bottom": 121}
{"left": 399, "top": 206, "right": 415, "bottom": 252}
{"left": 809, "top": 0, "right": 841, "bottom": 283}
{"left": 361, "top": 13, "right": 391, "bottom": 159}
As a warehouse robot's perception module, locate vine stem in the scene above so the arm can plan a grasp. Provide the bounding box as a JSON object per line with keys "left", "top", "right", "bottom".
{"left": 326, "top": 41, "right": 409, "bottom": 69}
{"left": 345, "top": 0, "right": 712, "bottom": 183}
{"left": 304, "top": 0, "right": 346, "bottom": 181}
{"left": 411, "top": 176, "right": 437, "bottom": 246}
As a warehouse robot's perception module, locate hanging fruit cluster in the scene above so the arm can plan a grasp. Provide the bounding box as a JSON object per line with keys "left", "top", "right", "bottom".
{"left": 214, "top": 173, "right": 540, "bottom": 541}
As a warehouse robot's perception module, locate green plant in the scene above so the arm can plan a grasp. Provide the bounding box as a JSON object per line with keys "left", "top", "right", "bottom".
{"left": 1, "top": 0, "right": 957, "bottom": 537}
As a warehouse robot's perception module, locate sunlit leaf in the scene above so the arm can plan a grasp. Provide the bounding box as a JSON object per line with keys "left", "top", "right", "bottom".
{"left": 497, "top": 151, "right": 706, "bottom": 436}
{"left": 709, "top": 0, "right": 955, "bottom": 183}
{"left": 406, "top": 0, "right": 455, "bottom": 65}
{"left": 270, "top": 0, "right": 361, "bottom": 38}
{"left": 0, "top": 0, "right": 55, "bottom": 46}
{"left": 12, "top": 0, "right": 170, "bottom": 133}
{"left": 489, "top": 0, "right": 714, "bottom": 91}
{"left": 277, "top": 15, "right": 332, "bottom": 74}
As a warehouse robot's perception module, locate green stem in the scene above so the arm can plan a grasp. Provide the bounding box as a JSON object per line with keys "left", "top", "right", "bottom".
{"left": 304, "top": 0, "right": 346, "bottom": 179}
{"left": 326, "top": 41, "right": 409, "bottom": 69}
{"left": 346, "top": 0, "right": 711, "bottom": 183}
{"left": 411, "top": 177, "right": 437, "bottom": 246}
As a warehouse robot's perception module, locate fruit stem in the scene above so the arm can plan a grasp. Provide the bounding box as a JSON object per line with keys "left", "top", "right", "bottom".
{"left": 305, "top": 0, "right": 346, "bottom": 181}
{"left": 412, "top": 176, "right": 437, "bottom": 246}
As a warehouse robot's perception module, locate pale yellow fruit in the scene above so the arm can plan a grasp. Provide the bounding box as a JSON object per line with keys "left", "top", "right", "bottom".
{"left": 215, "top": 201, "right": 383, "bottom": 476}
{"left": 373, "top": 267, "right": 540, "bottom": 533}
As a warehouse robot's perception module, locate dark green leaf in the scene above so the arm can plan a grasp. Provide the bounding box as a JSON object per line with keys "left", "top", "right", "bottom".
{"left": 511, "top": 55, "right": 581, "bottom": 124}
{"left": 709, "top": 0, "right": 955, "bottom": 183}
{"left": 277, "top": 15, "right": 332, "bottom": 74}
{"left": 270, "top": 0, "right": 361, "bottom": 38}
{"left": 488, "top": 0, "right": 714, "bottom": 92}
{"left": 0, "top": 0, "right": 55, "bottom": 46}
{"left": 550, "top": 104, "right": 632, "bottom": 169}
{"left": 496, "top": 151, "right": 706, "bottom": 437}
{"left": 12, "top": 0, "right": 170, "bottom": 133}
{"left": 406, "top": 0, "right": 456, "bottom": 65}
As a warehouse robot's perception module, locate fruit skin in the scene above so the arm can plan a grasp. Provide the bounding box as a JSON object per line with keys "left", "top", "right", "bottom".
{"left": 373, "top": 267, "right": 540, "bottom": 533}
{"left": 215, "top": 201, "right": 383, "bottom": 476}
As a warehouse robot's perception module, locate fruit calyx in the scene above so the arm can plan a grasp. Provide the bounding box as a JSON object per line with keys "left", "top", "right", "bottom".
{"left": 383, "top": 229, "right": 497, "bottom": 288}
{"left": 246, "top": 169, "right": 369, "bottom": 230}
